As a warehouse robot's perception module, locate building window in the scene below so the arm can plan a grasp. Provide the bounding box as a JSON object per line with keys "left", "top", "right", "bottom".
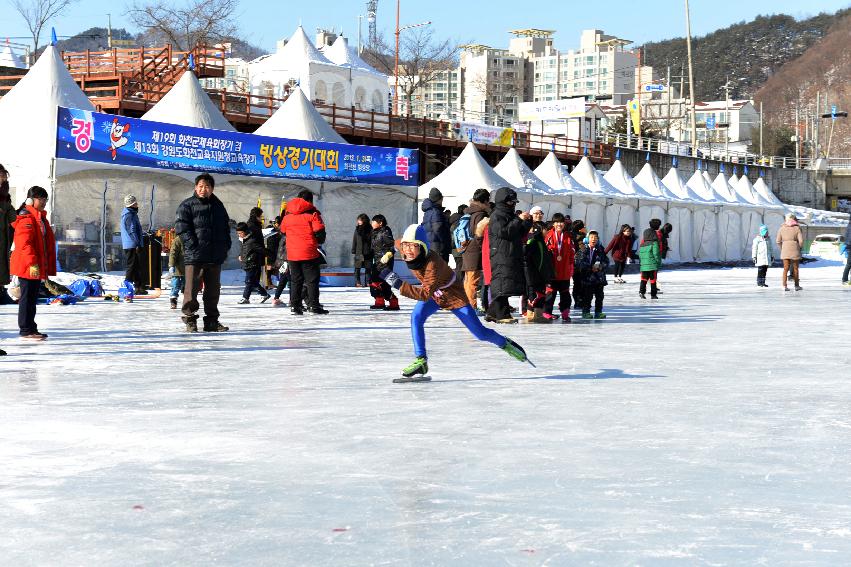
{"left": 585, "top": 55, "right": 594, "bottom": 65}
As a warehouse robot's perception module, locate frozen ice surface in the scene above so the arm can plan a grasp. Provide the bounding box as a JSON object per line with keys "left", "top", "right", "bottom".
{"left": 2, "top": 261, "right": 851, "bottom": 565}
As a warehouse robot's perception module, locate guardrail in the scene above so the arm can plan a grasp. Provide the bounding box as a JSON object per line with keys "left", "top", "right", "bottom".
{"left": 61, "top": 44, "right": 226, "bottom": 78}
{"left": 600, "top": 132, "right": 841, "bottom": 170}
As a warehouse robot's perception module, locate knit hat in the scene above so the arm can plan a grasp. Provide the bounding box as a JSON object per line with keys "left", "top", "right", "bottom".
{"left": 124, "top": 194, "right": 138, "bottom": 207}
{"left": 428, "top": 187, "right": 443, "bottom": 202}
{"left": 529, "top": 205, "right": 543, "bottom": 215}
{"left": 401, "top": 223, "right": 429, "bottom": 253}
{"left": 759, "top": 224, "right": 768, "bottom": 236}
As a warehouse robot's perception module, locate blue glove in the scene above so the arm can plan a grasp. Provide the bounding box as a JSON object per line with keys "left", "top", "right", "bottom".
{"left": 381, "top": 269, "right": 403, "bottom": 289}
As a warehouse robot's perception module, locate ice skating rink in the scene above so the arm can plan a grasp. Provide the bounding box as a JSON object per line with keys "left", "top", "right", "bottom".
{"left": 2, "top": 261, "right": 850, "bottom": 565}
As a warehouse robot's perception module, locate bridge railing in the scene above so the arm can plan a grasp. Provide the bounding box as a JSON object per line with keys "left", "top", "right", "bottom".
{"left": 601, "top": 132, "right": 830, "bottom": 170}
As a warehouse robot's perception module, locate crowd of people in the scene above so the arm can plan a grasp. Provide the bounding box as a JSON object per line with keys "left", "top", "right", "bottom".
{"left": 0, "top": 163, "right": 846, "bottom": 362}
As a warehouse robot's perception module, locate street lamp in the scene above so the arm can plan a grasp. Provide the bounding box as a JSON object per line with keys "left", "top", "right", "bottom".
{"left": 820, "top": 108, "right": 848, "bottom": 159}
{"left": 393, "top": 0, "right": 430, "bottom": 116}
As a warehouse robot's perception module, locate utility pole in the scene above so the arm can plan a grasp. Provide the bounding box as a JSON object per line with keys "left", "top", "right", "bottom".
{"left": 666, "top": 65, "right": 672, "bottom": 141}
{"left": 815, "top": 91, "right": 820, "bottom": 156}
{"left": 759, "top": 100, "right": 763, "bottom": 157}
{"left": 394, "top": 0, "right": 400, "bottom": 116}
{"left": 684, "top": 0, "right": 698, "bottom": 157}
{"left": 795, "top": 101, "right": 800, "bottom": 168}
{"left": 107, "top": 13, "right": 112, "bottom": 49}
{"left": 722, "top": 77, "right": 731, "bottom": 159}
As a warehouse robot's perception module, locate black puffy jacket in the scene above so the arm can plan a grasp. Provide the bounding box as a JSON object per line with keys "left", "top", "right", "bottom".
{"left": 174, "top": 193, "right": 232, "bottom": 265}
{"left": 240, "top": 230, "right": 265, "bottom": 271}
{"left": 421, "top": 198, "right": 451, "bottom": 258}
{"left": 487, "top": 202, "right": 530, "bottom": 297}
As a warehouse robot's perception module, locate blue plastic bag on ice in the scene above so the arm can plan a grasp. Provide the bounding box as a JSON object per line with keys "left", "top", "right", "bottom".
{"left": 118, "top": 280, "right": 135, "bottom": 300}
{"left": 89, "top": 279, "right": 104, "bottom": 296}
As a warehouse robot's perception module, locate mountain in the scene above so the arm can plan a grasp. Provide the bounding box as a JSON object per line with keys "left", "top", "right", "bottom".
{"left": 754, "top": 12, "right": 851, "bottom": 156}
{"left": 641, "top": 9, "right": 850, "bottom": 102}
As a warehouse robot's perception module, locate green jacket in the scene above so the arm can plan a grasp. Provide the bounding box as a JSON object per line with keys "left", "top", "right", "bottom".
{"left": 638, "top": 240, "right": 661, "bottom": 272}
{"left": 168, "top": 235, "right": 185, "bottom": 276}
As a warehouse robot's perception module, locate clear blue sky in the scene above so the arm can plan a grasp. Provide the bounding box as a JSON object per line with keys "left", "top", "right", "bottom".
{"left": 1, "top": 0, "right": 849, "bottom": 52}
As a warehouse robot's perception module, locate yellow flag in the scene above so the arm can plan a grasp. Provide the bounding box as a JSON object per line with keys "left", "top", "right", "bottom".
{"left": 495, "top": 128, "right": 514, "bottom": 147}
{"left": 280, "top": 196, "right": 287, "bottom": 217}
{"left": 629, "top": 99, "right": 641, "bottom": 137}
{"left": 257, "top": 195, "right": 265, "bottom": 226}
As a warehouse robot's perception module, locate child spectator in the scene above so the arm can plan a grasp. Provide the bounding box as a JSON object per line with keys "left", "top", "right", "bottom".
{"left": 368, "top": 214, "right": 400, "bottom": 311}
{"left": 576, "top": 230, "right": 609, "bottom": 319}
{"left": 543, "top": 213, "right": 574, "bottom": 322}
{"left": 751, "top": 224, "right": 774, "bottom": 287}
{"left": 638, "top": 227, "right": 661, "bottom": 299}
{"left": 352, "top": 213, "right": 373, "bottom": 287}
{"left": 168, "top": 232, "right": 185, "bottom": 309}
{"left": 523, "top": 221, "right": 554, "bottom": 323}
{"left": 236, "top": 221, "right": 270, "bottom": 304}
{"left": 605, "top": 224, "right": 632, "bottom": 284}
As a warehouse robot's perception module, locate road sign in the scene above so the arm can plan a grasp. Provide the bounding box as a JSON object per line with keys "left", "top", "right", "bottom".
{"left": 643, "top": 84, "right": 664, "bottom": 92}
{"left": 705, "top": 115, "right": 716, "bottom": 130}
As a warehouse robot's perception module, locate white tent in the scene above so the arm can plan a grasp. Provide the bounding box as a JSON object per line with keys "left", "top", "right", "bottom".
{"left": 569, "top": 157, "right": 616, "bottom": 235}
{"left": 753, "top": 176, "right": 785, "bottom": 208}
{"left": 322, "top": 36, "right": 388, "bottom": 112}
{"left": 254, "top": 88, "right": 347, "bottom": 143}
{"left": 661, "top": 167, "right": 705, "bottom": 262}
{"left": 605, "top": 160, "right": 671, "bottom": 242}
{"left": 634, "top": 162, "right": 680, "bottom": 201}
{"left": 142, "top": 70, "right": 236, "bottom": 131}
{"left": 733, "top": 175, "right": 769, "bottom": 258}
{"left": 0, "top": 40, "right": 26, "bottom": 69}
{"left": 494, "top": 148, "right": 551, "bottom": 211}
{"left": 532, "top": 152, "right": 590, "bottom": 219}
{"left": 687, "top": 169, "right": 743, "bottom": 260}
{"left": 0, "top": 45, "right": 95, "bottom": 204}
{"left": 686, "top": 169, "right": 726, "bottom": 204}
{"left": 419, "top": 142, "right": 513, "bottom": 216}
{"left": 710, "top": 169, "right": 742, "bottom": 205}
{"left": 731, "top": 173, "right": 762, "bottom": 206}
{"left": 752, "top": 176, "right": 787, "bottom": 243}
{"left": 710, "top": 170, "right": 747, "bottom": 261}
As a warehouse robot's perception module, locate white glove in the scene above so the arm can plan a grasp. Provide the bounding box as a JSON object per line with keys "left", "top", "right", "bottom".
{"left": 279, "top": 262, "right": 288, "bottom": 274}
{"left": 169, "top": 266, "right": 175, "bottom": 275}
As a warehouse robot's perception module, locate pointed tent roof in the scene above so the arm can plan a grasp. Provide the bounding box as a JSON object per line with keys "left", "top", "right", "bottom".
{"left": 734, "top": 174, "right": 768, "bottom": 207}
{"left": 634, "top": 162, "right": 680, "bottom": 201}
{"left": 661, "top": 167, "right": 706, "bottom": 203}
{"left": 686, "top": 170, "right": 724, "bottom": 203}
{"left": 603, "top": 159, "right": 658, "bottom": 199}
{"left": 533, "top": 152, "right": 592, "bottom": 194}
{"left": 142, "top": 70, "right": 236, "bottom": 131}
{"left": 324, "top": 36, "right": 384, "bottom": 76}
{"left": 420, "top": 142, "right": 513, "bottom": 194}
{"left": 753, "top": 176, "right": 784, "bottom": 208}
{"left": 254, "top": 88, "right": 347, "bottom": 143}
{"left": 701, "top": 169, "right": 714, "bottom": 186}
{"left": 255, "top": 26, "right": 334, "bottom": 70}
{"left": 494, "top": 148, "right": 552, "bottom": 194}
{"left": 0, "top": 40, "right": 26, "bottom": 69}
{"left": 0, "top": 45, "right": 93, "bottom": 114}
{"left": 570, "top": 156, "right": 618, "bottom": 195}
{"left": 711, "top": 171, "right": 742, "bottom": 204}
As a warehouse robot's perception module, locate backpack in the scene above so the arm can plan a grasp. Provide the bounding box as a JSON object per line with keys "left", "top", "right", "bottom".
{"left": 452, "top": 214, "right": 471, "bottom": 250}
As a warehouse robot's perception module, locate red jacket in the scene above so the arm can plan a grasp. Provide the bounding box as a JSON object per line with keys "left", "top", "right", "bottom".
{"left": 280, "top": 197, "right": 326, "bottom": 261}
{"left": 11, "top": 205, "right": 56, "bottom": 280}
{"left": 544, "top": 228, "right": 574, "bottom": 280}
{"left": 605, "top": 233, "right": 632, "bottom": 263}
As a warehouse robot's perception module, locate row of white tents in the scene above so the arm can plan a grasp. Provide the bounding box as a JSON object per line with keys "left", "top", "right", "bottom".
{"left": 420, "top": 142, "right": 793, "bottom": 263}
{"left": 0, "top": 45, "right": 415, "bottom": 270}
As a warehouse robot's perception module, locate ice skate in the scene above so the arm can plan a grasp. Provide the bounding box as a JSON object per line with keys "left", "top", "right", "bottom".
{"left": 502, "top": 337, "right": 534, "bottom": 366}
{"left": 581, "top": 311, "right": 593, "bottom": 320}
{"left": 260, "top": 295, "right": 271, "bottom": 304}
{"left": 385, "top": 296, "right": 400, "bottom": 311}
{"left": 237, "top": 298, "right": 250, "bottom": 304}
{"left": 203, "top": 321, "right": 229, "bottom": 332}
{"left": 183, "top": 317, "right": 198, "bottom": 333}
{"left": 398, "top": 356, "right": 429, "bottom": 380}
{"left": 526, "top": 307, "right": 551, "bottom": 323}
{"left": 370, "top": 297, "right": 386, "bottom": 310}
{"left": 594, "top": 312, "right": 607, "bottom": 319}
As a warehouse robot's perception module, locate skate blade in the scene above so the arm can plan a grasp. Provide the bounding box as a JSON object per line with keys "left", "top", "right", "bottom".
{"left": 393, "top": 375, "right": 432, "bottom": 383}
{"left": 525, "top": 358, "right": 537, "bottom": 368}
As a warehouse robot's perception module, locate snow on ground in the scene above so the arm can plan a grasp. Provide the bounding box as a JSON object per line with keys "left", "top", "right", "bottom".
{"left": 2, "top": 261, "right": 851, "bottom": 565}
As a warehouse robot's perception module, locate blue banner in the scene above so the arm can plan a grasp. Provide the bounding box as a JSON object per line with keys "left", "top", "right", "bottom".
{"left": 55, "top": 107, "right": 419, "bottom": 186}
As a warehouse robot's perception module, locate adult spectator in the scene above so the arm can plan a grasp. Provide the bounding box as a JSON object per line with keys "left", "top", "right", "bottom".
{"left": 776, "top": 212, "right": 804, "bottom": 292}
{"left": 485, "top": 187, "right": 531, "bottom": 323}
{"left": 421, "top": 187, "right": 451, "bottom": 261}
{"left": 10, "top": 186, "right": 55, "bottom": 340}
{"left": 120, "top": 194, "right": 146, "bottom": 294}
{"left": 280, "top": 189, "right": 328, "bottom": 315}
{"left": 174, "top": 173, "right": 232, "bottom": 332}
{"left": 461, "top": 189, "right": 490, "bottom": 310}
{"left": 0, "top": 164, "right": 15, "bottom": 304}
{"left": 843, "top": 220, "right": 851, "bottom": 286}
{"left": 529, "top": 205, "right": 544, "bottom": 225}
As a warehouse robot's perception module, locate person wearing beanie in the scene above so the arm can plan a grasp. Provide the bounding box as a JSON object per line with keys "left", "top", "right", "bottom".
{"left": 379, "top": 223, "right": 529, "bottom": 380}
{"left": 485, "top": 187, "right": 531, "bottom": 323}
{"left": 120, "top": 193, "right": 146, "bottom": 296}
{"left": 638, "top": 227, "right": 661, "bottom": 299}
{"left": 421, "top": 187, "right": 451, "bottom": 262}
{"left": 751, "top": 224, "right": 774, "bottom": 287}
{"left": 544, "top": 213, "right": 575, "bottom": 322}
{"left": 460, "top": 188, "right": 491, "bottom": 312}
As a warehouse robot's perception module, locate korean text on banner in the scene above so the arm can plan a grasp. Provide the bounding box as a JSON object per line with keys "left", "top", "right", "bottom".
{"left": 518, "top": 97, "right": 585, "bottom": 122}
{"left": 55, "top": 107, "right": 420, "bottom": 186}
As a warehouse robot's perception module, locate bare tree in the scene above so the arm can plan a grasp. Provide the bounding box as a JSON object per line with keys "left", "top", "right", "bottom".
{"left": 364, "top": 27, "right": 459, "bottom": 115}
{"left": 126, "top": 0, "right": 240, "bottom": 51}
{"left": 11, "top": 0, "right": 78, "bottom": 56}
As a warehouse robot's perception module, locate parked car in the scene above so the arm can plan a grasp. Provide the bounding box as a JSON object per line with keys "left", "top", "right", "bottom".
{"left": 808, "top": 233, "right": 846, "bottom": 257}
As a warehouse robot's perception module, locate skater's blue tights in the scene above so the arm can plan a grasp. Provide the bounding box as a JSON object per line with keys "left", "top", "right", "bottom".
{"left": 411, "top": 300, "right": 506, "bottom": 358}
